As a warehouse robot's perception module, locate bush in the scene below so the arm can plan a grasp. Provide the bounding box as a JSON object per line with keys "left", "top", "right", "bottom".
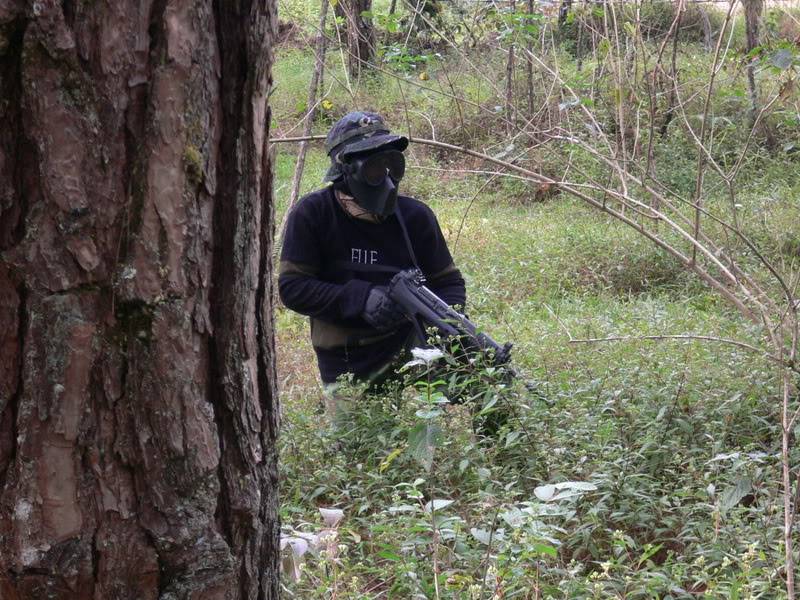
{"left": 764, "top": 7, "right": 800, "bottom": 44}
{"left": 558, "top": 2, "right": 742, "bottom": 53}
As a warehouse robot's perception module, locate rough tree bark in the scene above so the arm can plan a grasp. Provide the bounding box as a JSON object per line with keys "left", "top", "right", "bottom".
{"left": 0, "top": 1, "right": 279, "bottom": 599}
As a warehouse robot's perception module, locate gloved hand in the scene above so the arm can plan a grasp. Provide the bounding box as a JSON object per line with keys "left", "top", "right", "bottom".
{"left": 362, "top": 286, "right": 407, "bottom": 331}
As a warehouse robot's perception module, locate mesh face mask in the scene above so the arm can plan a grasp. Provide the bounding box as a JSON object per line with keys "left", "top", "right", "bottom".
{"left": 341, "top": 150, "right": 406, "bottom": 217}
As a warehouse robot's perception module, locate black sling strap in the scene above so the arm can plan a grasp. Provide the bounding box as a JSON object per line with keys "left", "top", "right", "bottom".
{"left": 395, "top": 204, "right": 420, "bottom": 270}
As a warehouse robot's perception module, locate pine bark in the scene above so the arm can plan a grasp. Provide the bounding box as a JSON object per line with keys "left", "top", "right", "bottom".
{"left": 0, "top": 1, "right": 280, "bottom": 599}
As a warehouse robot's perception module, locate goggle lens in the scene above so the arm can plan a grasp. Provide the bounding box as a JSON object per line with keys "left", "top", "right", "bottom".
{"left": 359, "top": 151, "right": 406, "bottom": 185}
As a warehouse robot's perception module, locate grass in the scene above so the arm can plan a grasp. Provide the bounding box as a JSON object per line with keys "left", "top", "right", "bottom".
{"left": 272, "top": 4, "right": 798, "bottom": 596}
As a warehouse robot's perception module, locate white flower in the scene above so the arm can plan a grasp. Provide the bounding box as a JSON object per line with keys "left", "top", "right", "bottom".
{"left": 403, "top": 347, "right": 445, "bottom": 368}
{"left": 280, "top": 535, "right": 310, "bottom": 582}
{"left": 319, "top": 507, "right": 344, "bottom": 527}
{"left": 284, "top": 536, "right": 309, "bottom": 557}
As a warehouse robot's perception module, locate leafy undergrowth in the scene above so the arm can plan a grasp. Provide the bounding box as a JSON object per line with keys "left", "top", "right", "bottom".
{"left": 279, "top": 336, "right": 784, "bottom": 598}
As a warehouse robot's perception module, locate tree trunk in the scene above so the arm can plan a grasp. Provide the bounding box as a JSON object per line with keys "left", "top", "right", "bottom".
{"left": 0, "top": 1, "right": 280, "bottom": 599}
{"left": 526, "top": 0, "right": 534, "bottom": 118}
{"left": 505, "top": 0, "right": 516, "bottom": 135}
{"left": 659, "top": 1, "right": 683, "bottom": 139}
{"left": 335, "top": 0, "right": 374, "bottom": 79}
{"left": 558, "top": 0, "right": 572, "bottom": 27}
{"left": 743, "top": 0, "right": 763, "bottom": 126}
{"left": 383, "top": 0, "right": 397, "bottom": 47}
{"left": 698, "top": 7, "right": 713, "bottom": 51}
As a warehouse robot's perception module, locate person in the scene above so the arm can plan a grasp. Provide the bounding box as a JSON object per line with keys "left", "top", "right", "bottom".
{"left": 279, "top": 111, "right": 466, "bottom": 399}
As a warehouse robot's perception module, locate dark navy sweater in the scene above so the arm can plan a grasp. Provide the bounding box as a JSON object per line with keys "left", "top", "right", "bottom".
{"left": 279, "top": 187, "right": 466, "bottom": 383}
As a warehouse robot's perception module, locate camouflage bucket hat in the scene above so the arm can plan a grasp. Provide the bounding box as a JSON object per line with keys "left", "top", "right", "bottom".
{"left": 323, "top": 111, "right": 409, "bottom": 182}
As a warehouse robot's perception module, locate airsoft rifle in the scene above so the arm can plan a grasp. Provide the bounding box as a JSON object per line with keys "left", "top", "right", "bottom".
{"left": 387, "top": 268, "right": 515, "bottom": 370}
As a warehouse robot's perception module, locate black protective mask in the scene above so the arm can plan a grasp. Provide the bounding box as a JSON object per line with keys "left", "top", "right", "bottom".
{"left": 341, "top": 150, "right": 406, "bottom": 217}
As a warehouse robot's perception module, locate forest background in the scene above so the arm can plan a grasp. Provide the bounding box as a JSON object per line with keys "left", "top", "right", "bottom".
{"left": 273, "top": 0, "right": 800, "bottom": 597}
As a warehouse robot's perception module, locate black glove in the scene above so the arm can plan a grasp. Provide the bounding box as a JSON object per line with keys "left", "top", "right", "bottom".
{"left": 362, "top": 286, "right": 406, "bottom": 331}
